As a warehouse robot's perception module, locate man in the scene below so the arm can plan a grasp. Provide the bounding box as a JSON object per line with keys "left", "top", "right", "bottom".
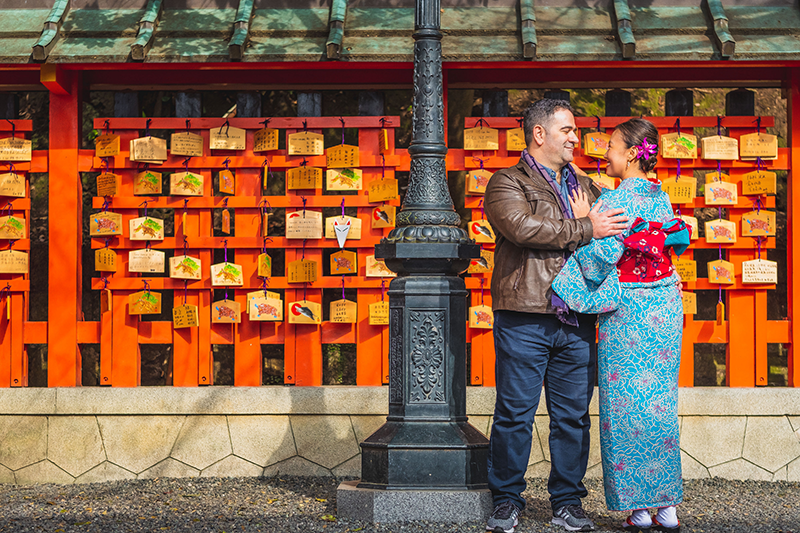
{"left": 483, "top": 98, "right": 628, "bottom": 533}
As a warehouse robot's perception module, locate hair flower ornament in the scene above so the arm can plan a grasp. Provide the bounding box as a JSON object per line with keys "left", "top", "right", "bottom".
{"left": 637, "top": 138, "right": 657, "bottom": 160}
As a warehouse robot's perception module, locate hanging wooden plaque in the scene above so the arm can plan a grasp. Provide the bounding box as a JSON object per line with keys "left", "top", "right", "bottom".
{"left": 583, "top": 131, "right": 611, "bottom": 158}
{"left": 742, "top": 258, "right": 778, "bottom": 284}
{"left": 254, "top": 128, "right": 279, "bottom": 152}
{"left": 369, "top": 300, "right": 389, "bottom": 325}
{"left": 705, "top": 181, "right": 738, "bottom": 205}
{"left": 170, "top": 132, "right": 203, "bottom": 157}
{"left": 134, "top": 170, "right": 162, "bottom": 196}
{"left": 326, "top": 168, "right": 363, "bottom": 191}
{"left": 128, "top": 290, "right": 161, "bottom": 315}
{"left": 129, "top": 217, "right": 164, "bottom": 241}
{"left": 366, "top": 255, "right": 396, "bottom": 278}
{"left": 506, "top": 127, "right": 527, "bottom": 151}
{"left": 372, "top": 204, "right": 396, "bottom": 229}
{"left": 325, "top": 215, "right": 362, "bottom": 241}
{"left": 287, "top": 166, "right": 323, "bottom": 190}
{"left": 218, "top": 169, "right": 235, "bottom": 195}
{"left": 464, "top": 127, "right": 499, "bottom": 150}
{"left": 0, "top": 216, "right": 24, "bottom": 240}
{"left": 466, "top": 169, "right": 493, "bottom": 195}
{"left": 741, "top": 210, "right": 776, "bottom": 237}
{"left": 378, "top": 129, "right": 390, "bottom": 154}
{"left": 662, "top": 178, "right": 696, "bottom": 205}
{"left": 286, "top": 210, "right": 323, "bottom": 239}
{"left": 660, "top": 132, "right": 698, "bottom": 159}
{"left": 221, "top": 209, "right": 231, "bottom": 234}
{"left": 0, "top": 172, "right": 25, "bottom": 198}
{"left": 590, "top": 172, "right": 616, "bottom": 191}
{"left": 212, "top": 299, "right": 241, "bottom": 324}
{"left": 96, "top": 172, "right": 121, "bottom": 197}
{"left": 128, "top": 249, "right": 165, "bottom": 273}
{"left": 288, "top": 258, "right": 318, "bottom": 283}
{"left": 742, "top": 170, "right": 777, "bottom": 196}
{"left": 740, "top": 132, "right": 778, "bottom": 159}
{"left": 326, "top": 144, "right": 360, "bottom": 169}
{"left": 90, "top": 211, "right": 123, "bottom": 236}
{"left": 469, "top": 219, "right": 496, "bottom": 243}
{"left": 209, "top": 126, "right": 246, "bottom": 151}
{"left": 682, "top": 292, "right": 697, "bottom": 315}
{"left": 169, "top": 255, "right": 202, "bottom": 280}
{"left": 680, "top": 215, "right": 699, "bottom": 240}
{"left": 288, "top": 300, "right": 322, "bottom": 324}
{"left": 173, "top": 304, "right": 199, "bottom": 328}
{"left": 708, "top": 259, "right": 735, "bottom": 285}
{"left": 100, "top": 288, "right": 111, "bottom": 314}
{"left": 258, "top": 252, "right": 272, "bottom": 278}
{"left": 0, "top": 250, "right": 27, "bottom": 273}
{"left": 331, "top": 250, "right": 357, "bottom": 275}
{"left": 170, "top": 172, "right": 204, "bottom": 196}
{"left": 701, "top": 135, "right": 738, "bottom": 160}
{"left": 94, "top": 134, "right": 120, "bottom": 158}
{"left": 468, "top": 249, "right": 494, "bottom": 274}
{"left": 330, "top": 299, "right": 357, "bottom": 324}
{"left": 130, "top": 137, "right": 167, "bottom": 163}
{"left": 249, "top": 294, "right": 283, "bottom": 321}
{"left": 704, "top": 171, "right": 730, "bottom": 184}
{"left": 95, "top": 248, "right": 117, "bottom": 272}
{"left": 705, "top": 219, "right": 737, "bottom": 244}
{"left": 469, "top": 305, "right": 494, "bottom": 329}
{"left": 211, "top": 262, "right": 244, "bottom": 286}
{"left": 287, "top": 131, "right": 324, "bottom": 156}
{"left": 368, "top": 178, "right": 398, "bottom": 203}
{"left": 0, "top": 137, "right": 31, "bottom": 162}
{"left": 673, "top": 258, "right": 697, "bottom": 282}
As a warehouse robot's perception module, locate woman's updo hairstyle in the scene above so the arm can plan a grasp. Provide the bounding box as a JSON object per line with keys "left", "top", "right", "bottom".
{"left": 615, "top": 118, "right": 659, "bottom": 174}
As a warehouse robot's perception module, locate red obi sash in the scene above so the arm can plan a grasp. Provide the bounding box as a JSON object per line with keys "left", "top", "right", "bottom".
{"left": 616, "top": 217, "right": 685, "bottom": 283}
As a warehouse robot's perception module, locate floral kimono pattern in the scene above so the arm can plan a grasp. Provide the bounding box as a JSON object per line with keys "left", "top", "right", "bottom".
{"left": 552, "top": 177, "right": 690, "bottom": 511}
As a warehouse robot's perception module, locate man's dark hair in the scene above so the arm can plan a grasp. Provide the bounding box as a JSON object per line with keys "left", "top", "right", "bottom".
{"left": 615, "top": 118, "right": 659, "bottom": 173}
{"left": 523, "top": 98, "right": 574, "bottom": 146}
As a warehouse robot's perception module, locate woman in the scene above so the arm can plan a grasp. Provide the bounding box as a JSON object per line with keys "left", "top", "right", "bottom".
{"left": 553, "top": 118, "right": 689, "bottom": 533}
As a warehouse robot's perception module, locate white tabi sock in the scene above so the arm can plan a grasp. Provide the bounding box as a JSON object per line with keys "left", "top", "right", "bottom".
{"left": 629, "top": 508, "right": 652, "bottom": 528}
{"left": 656, "top": 506, "right": 679, "bottom": 528}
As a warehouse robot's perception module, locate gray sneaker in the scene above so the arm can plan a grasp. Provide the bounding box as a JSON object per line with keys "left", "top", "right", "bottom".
{"left": 552, "top": 504, "right": 596, "bottom": 531}
{"left": 486, "top": 501, "right": 520, "bottom": 533}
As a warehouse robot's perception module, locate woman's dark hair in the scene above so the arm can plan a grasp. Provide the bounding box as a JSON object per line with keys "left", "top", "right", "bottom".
{"left": 615, "top": 118, "right": 659, "bottom": 173}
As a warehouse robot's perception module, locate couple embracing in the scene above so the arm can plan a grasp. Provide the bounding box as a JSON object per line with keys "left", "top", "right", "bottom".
{"left": 483, "top": 98, "right": 689, "bottom": 533}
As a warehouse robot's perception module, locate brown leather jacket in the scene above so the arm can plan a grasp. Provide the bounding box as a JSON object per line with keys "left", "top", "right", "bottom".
{"left": 484, "top": 158, "right": 602, "bottom": 314}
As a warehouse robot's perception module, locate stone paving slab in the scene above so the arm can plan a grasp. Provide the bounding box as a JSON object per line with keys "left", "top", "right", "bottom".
{"left": 47, "top": 416, "right": 105, "bottom": 477}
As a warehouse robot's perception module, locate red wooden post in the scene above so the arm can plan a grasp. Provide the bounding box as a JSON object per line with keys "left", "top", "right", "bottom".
{"left": 788, "top": 69, "right": 800, "bottom": 387}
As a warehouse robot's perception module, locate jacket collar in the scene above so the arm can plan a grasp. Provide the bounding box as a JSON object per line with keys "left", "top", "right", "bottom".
{"left": 516, "top": 155, "right": 595, "bottom": 193}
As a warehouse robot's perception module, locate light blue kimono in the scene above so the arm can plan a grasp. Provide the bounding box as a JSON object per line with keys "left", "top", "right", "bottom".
{"left": 552, "top": 177, "right": 689, "bottom": 511}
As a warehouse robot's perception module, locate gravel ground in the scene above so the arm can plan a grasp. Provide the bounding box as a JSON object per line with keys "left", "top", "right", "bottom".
{"left": 0, "top": 476, "right": 797, "bottom": 533}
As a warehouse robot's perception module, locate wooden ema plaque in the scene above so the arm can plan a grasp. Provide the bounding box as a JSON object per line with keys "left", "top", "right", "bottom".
{"left": 288, "top": 258, "right": 318, "bottom": 283}
{"left": 705, "top": 219, "right": 737, "bottom": 244}
{"left": 704, "top": 171, "right": 730, "bottom": 184}
{"left": 258, "top": 253, "right": 272, "bottom": 278}
{"left": 469, "top": 305, "right": 494, "bottom": 329}
{"left": 662, "top": 178, "right": 695, "bottom": 205}
{"left": 287, "top": 131, "right": 324, "bottom": 156}
{"left": 254, "top": 128, "right": 279, "bottom": 152}
{"left": 0, "top": 137, "right": 31, "bottom": 162}
{"left": 682, "top": 291, "right": 697, "bottom": 315}
{"left": 469, "top": 219, "right": 495, "bottom": 243}
{"left": 378, "top": 129, "right": 390, "bottom": 154}
{"left": 288, "top": 300, "right": 322, "bottom": 324}
{"left": 209, "top": 126, "right": 246, "bottom": 151}
{"left": 368, "top": 179, "right": 398, "bottom": 203}
{"left": 95, "top": 248, "right": 117, "bottom": 272}
{"left": 326, "top": 144, "right": 360, "bottom": 169}
{"left": 331, "top": 250, "right": 357, "bottom": 274}
{"left": 0, "top": 216, "right": 24, "bottom": 240}
{"left": 218, "top": 170, "right": 235, "bottom": 195}
{"left": 506, "top": 127, "right": 526, "bottom": 151}
{"left": 325, "top": 215, "right": 362, "bottom": 242}
{"left": 660, "top": 132, "right": 698, "bottom": 159}
{"left": 130, "top": 137, "right": 167, "bottom": 163}
{"left": 742, "top": 258, "right": 778, "bottom": 284}
{"left": 673, "top": 258, "right": 697, "bottom": 282}
{"left": 128, "top": 249, "right": 165, "bottom": 273}
{"left": 369, "top": 300, "right": 389, "bottom": 325}
{"left": 286, "top": 210, "right": 322, "bottom": 239}
{"left": 170, "top": 172, "right": 204, "bottom": 196}
{"left": 372, "top": 205, "right": 396, "bottom": 229}
{"left": 366, "top": 255, "right": 395, "bottom": 278}
{"left": 466, "top": 169, "right": 493, "bottom": 195}
{"left": 129, "top": 217, "right": 164, "bottom": 241}
{"left": 212, "top": 299, "right": 241, "bottom": 324}
{"left": 0, "top": 171, "right": 25, "bottom": 197}
{"left": 221, "top": 209, "right": 231, "bottom": 234}
{"left": 249, "top": 294, "right": 283, "bottom": 322}
{"left": 96, "top": 172, "right": 121, "bottom": 197}
{"left": 590, "top": 172, "right": 616, "bottom": 191}
{"left": 680, "top": 215, "right": 699, "bottom": 240}
{"left": 0, "top": 250, "right": 27, "bottom": 273}
{"left": 170, "top": 132, "right": 203, "bottom": 157}
{"left": 464, "top": 127, "right": 499, "bottom": 151}
{"left": 100, "top": 288, "right": 111, "bottom": 314}
{"left": 705, "top": 181, "right": 738, "bottom": 206}
{"left": 90, "top": 211, "right": 122, "bottom": 236}
{"left": 330, "top": 299, "right": 357, "bottom": 324}
{"left": 740, "top": 132, "right": 778, "bottom": 159}
{"left": 129, "top": 290, "right": 161, "bottom": 315}
{"left": 583, "top": 131, "right": 610, "bottom": 158}
{"left": 173, "top": 304, "right": 199, "bottom": 328}
{"left": 134, "top": 170, "right": 162, "bottom": 195}
{"left": 708, "top": 259, "right": 735, "bottom": 285}
{"left": 742, "top": 170, "right": 777, "bottom": 196}
{"left": 211, "top": 262, "right": 244, "bottom": 286}
{"left": 741, "top": 210, "right": 776, "bottom": 237}
{"left": 95, "top": 134, "right": 120, "bottom": 158}
{"left": 467, "top": 249, "right": 494, "bottom": 274}
{"left": 287, "top": 166, "right": 322, "bottom": 190}
{"left": 170, "top": 255, "right": 201, "bottom": 280}
{"left": 700, "top": 135, "right": 738, "bottom": 160}
{"left": 326, "top": 168, "right": 362, "bottom": 191}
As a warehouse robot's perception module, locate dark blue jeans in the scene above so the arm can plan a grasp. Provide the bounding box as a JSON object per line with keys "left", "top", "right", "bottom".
{"left": 488, "top": 310, "right": 597, "bottom": 512}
